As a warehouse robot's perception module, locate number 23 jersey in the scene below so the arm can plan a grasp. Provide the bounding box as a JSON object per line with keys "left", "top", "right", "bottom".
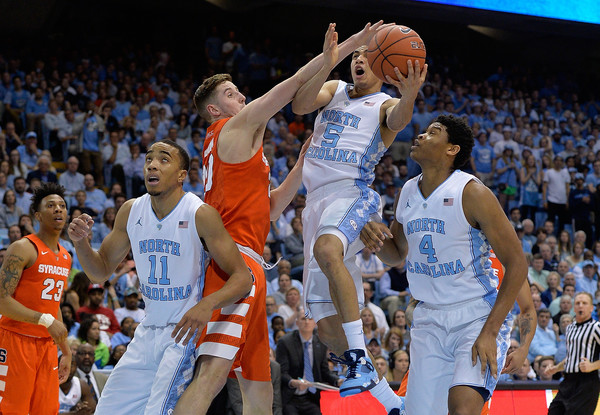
{"left": 396, "top": 170, "right": 498, "bottom": 306}
{"left": 0, "top": 234, "right": 71, "bottom": 338}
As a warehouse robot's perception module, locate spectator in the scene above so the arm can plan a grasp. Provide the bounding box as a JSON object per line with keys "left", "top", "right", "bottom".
{"left": 546, "top": 292, "right": 600, "bottom": 414}
{"left": 0, "top": 189, "right": 23, "bottom": 228}
{"left": 110, "top": 317, "right": 135, "bottom": 349}
{"left": 527, "top": 308, "right": 558, "bottom": 362}
{"left": 388, "top": 349, "right": 410, "bottom": 383}
{"left": 541, "top": 272, "right": 562, "bottom": 307}
{"left": 64, "top": 271, "right": 91, "bottom": 311}
{"left": 262, "top": 245, "right": 279, "bottom": 286}
{"left": 566, "top": 242, "right": 585, "bottom": 269}
{"left": 569, "top": 173, "right": 594, "bottom": 246}
{"left": 552, "top": 294, "right": 574, "bottom": 325}
{"left": 104, "top": 344, "right": 128, "bottom": 370}
{"left": 542, "top": 155, "right": 571, "bottom": 233}
{"left": 356, "top": 247, "right": 386, "bottom": 283}
{"left": 78, "top": 104, "right": 105, "bottom": 187}
{"left": 13, "top": 176, "right": 32, "bottom": 214}
{"left": 528, "top": 253, "right": 550, "bottom": 292}
{"left": 379, "top": 263, "right": 410, "bottom": 319}
{"left": 361, "top": 307, "right": 384, "bottom": 345}
{"left": 17, "top": 131, "right": 41, "bottom": 170}
{"left": 59, "top": 156, "right": 85, "bottom": 206}
{"left": 278, "top": 287, "right": 303, "bottom": 331}
{"left": 553, "top": 313, "right": 574, "bottom": 364}
{"left": 182, "top": 167, "right": 203, "bottom": 199}
{"left": 519, "top": 154, "right": 542, "bottom": 220}
{"left": 549, "top": 283, "right": 575, "bottom": 317}
{"left": 69, "top": 190, "right": 97, "bottom": 219}
{"left": 283, "top": 217, "right": 304, "bottom": 268}
{"left": 26, "top": 154, "right": 57, "bottom": 184}
{"left": 77, "top": 318, "right": 110, "bottom": 369}
{"left": 270, "top": 315, "right": 285, "bottom": 351}
{"left": 76, "top": 284, "right": 120, "bottom": 335}
{"left": 276, "top": 314, "right": 338, "bottom": 415}
{"left": 557, "top": 230, "right": 573, "bottom": 261}
{"left": 92, "top": 207, "right": 116, "bottom": 245}
{"left": 266, "top": 294, "right": 280, "bottom": 326}
{"left": 103, "top": 182, "right": 124, "bottom": 210}
{"left": 123, "top": 143, "right": 145, "bottom": 198}
{"left": 522, "top": 219, "right": 536, "bottom": 248}
{"left": 83, "top": 174, "right": 107, "bottom": 216}
{"left": 540, "top": 242, "right": 558, "bottom": 271}
{"left": 4, "top": 76, "right": 30, "bottom": 130}
{"left": 390, "top": 309, "right": 410, "bottom": 349}
{"left": 367, "top": 337, "right": 387, "bottom": 361}
{"left": 61, "top": 302, "right": 81, "bottom": 338}
{"left": 7, "top": 224, "right": 22, "bottom": 244}
{"left": 74, "top": 343, "right": 109, "bottom": 404}
{"left": 59, "top": 353, "right": 96, "bottom": 414}
{"left": 101, "top": 130, "right": 130, "bottom": 188}
{"left": 273, "top": 273, "right": 293, "bottom": 306}
{"left": 363, "top": 282, "right": 390, "bottom": 333}
{"left": 576, "top": 260, "right": 598, "bottom": 295}
{"left": 382, "top": 327, "right": 404, "bottom": 357}
{"left": 114, "top": 286, "right": 145, "bottom": 323}
{"left": 494, "top": 147, "right": 521, "bottom": 213}
{"left": 374, "top": 355, "right": 392, "bottom": 383}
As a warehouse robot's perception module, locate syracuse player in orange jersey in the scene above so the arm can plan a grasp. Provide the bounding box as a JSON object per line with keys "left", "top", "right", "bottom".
{"left": 175, "top": 22, "right": 394, "bottom": 415}
{"left": 0, "top": 182, "right": 72, "bottom": 414}
{"left": 396, "top": 250, "right": 536, "bottom": 415}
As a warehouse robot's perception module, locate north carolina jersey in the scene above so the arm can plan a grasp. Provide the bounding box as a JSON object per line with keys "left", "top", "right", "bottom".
{"left": 59, "top": 377, "right": 82, "bottom": 413}
{"left": 126, "top": 193, "right": 205, "bottom": 326}
{"left": 203, "top": 118, "right": 271, "bottom": 254}
{"left": 303, "top": 81, "right": 391, "bottom": 193}
{"left": 396, "top": 170, "right": 498, "bottom": 306}
{"left": 0, "top": 234, "right": 71, "bottom": 337}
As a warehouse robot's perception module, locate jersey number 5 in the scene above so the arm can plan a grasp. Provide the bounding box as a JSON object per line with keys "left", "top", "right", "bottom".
{"left": 322, "top": 123, "right": 343, "bottom": 148}
{"left": 419, "top": 234, "right": 438, "bottom": 263}
{"left": 41, "top": 278, "right": 65, "bottom": 301}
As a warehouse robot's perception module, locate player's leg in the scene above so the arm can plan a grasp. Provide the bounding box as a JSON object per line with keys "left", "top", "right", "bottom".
{"left": 173, "top": 355, "right": 234, "bottom": 414}
{"left": 95, "top": 325, "right": 157, "bottom": 415}
{"left": 0, "top": 330, "right": 37, "bottom": 414}
{"left": 448, "top": 386, "right": 485, "bottom": 415}
{"left": 29, "top": 338, "right": 60, "bottom": 415}
{"left": 236, "top": 376, "right": 273, "bottom": 415}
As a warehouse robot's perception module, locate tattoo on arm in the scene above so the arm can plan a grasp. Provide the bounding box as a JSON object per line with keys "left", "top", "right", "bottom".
{"left": 0, "top": 254, "right": 25, "bottom": 298}
{"left": 519, "top": 313, "right": 534, "bottom": 339}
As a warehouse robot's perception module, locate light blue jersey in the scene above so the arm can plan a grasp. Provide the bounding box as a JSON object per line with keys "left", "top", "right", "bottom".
{"left": 396, "top": 170, "right": 498, "bottom": 306}
{"left": 303, "top": 81, "right": 391, "bottom": 193}
{"left": 126, "top": 192, "right": 205, "bottom": 326}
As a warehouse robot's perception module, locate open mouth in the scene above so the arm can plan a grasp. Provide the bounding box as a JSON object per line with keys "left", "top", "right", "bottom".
{"left": 147, "top": 176, "right": 159, "bottom": 184}
{"left": 355, "top": 67, "right": 365, "bottom": 77}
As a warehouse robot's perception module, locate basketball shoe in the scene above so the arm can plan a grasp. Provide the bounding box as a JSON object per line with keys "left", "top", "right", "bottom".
{"left": 330, "top": 349, "right": 379, "bottom": 397}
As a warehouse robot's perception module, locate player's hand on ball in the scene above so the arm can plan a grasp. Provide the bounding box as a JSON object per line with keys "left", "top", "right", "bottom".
{"left": 471, "top": 331, "right": 498, "bottom": 378}
{"left": 354, "top": 21, "right": 395, "bottom": 47}
{"left": 385, "top": 60, "right": 428, "bottom": 98}
{"left": 171, "top": 300, "right": 213, "bottom": 345}
{"left": 360, "top": 222, "right": 393, "bottom": 252}
{"left": 68, "top": 214, "right": 94, "bottom": 242}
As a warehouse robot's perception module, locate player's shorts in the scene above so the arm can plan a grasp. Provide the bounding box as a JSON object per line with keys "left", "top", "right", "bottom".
{"left": 95, "top": 323, "right": 196, "bottom": 415}
{"left": 302, "top": 180, "right": 381, "bottom": 322}
{"left": 405, "top": 296, "right": 512, "bottom": 415}
{"left": 0, "top": 328, "right": 59, "bottom": 415}
{"left": 196, "top": 252, "right": 271, "bottom": 382}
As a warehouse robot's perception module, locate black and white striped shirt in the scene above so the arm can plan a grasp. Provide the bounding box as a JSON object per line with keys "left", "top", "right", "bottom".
{"left": 564, "top": 318, "right": 600, "bottom": 373}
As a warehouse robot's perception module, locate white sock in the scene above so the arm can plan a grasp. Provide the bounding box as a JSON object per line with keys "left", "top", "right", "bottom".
{"left": 342, "top": 319, "right": 367, "bottom": 353}
{"left": 370, "top": 377, "right": 404, "bottom": 412}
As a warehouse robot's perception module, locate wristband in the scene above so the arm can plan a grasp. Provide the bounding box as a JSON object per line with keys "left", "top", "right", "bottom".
{"left": 38, "top": 313, "right": 55, "bottom": 328}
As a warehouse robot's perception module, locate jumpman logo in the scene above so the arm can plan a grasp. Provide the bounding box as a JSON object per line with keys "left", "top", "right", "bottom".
{"left": 406, "top": 200, "right": 411, "bottom": 208}
{"left": 135, "top": 218, "right": 142, "bottom": 226}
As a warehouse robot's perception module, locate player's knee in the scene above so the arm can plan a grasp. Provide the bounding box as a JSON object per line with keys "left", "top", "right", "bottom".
{"left": 313, "top": 235, "right": 343, "bottom": 269}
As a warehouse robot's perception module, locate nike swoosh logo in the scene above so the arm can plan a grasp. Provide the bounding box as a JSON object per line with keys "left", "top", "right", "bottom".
{"left": 53, "top": 366, "right": 59, "bottom": 370}
{"left": 41, "top": 251, "right": 48, "bottom": 255}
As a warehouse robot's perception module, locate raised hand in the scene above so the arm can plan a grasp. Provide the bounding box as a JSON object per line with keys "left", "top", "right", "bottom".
{"left": 385, "top": 59, "right": 428, "bottom": 96}
{"left": 68, "top": 214, "right": 94, "bottom": 243}
{"left": 354, "top": 21, "right": 396, "bottom": 47}
{"left": 323, "top": 23, "right": 339, "bottom": 70}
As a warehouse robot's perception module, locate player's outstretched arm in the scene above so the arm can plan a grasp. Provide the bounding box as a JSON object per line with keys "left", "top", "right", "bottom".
{"left": 171, "top": 204, "right": 253, "bottom": 345}
{"left": 292, "top": 21, "right": 395, "bottom": 115}
{"left": 69, "top": 200, "right": 133, "bottom": 283}
{"left": 380, "top": 60, "right": 428, "bottom": 141}
{"left": 464, "top": 181, "right": 528, "bottom": 378}
{"left": 502, "top": 280, "right": 536, "bottom": 374}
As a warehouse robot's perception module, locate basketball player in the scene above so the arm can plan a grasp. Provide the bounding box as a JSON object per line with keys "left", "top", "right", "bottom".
{"left": 68, "top": 139, "right": 253, "bottom": 414}
{"left": 360, "top": 115, "right": 527, "bottom": 415}
{"left": 0, "top": 182, "right": 72, "bottom": 414}
{"left": 287, "top": 39, "right": 426, "bottom": 412}
{"left": 175, "top": 22, "right": 394, "bottom": 415}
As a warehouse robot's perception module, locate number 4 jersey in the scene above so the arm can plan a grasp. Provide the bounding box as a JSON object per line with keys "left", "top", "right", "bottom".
{"left": 0, "top": 234, "right": 71, "bottom": 338}
{"left": 396, "top": 170, "right": 499, "bottom": 306}
{"left": 127, "top": 193, "right": 206, "bottom": 326}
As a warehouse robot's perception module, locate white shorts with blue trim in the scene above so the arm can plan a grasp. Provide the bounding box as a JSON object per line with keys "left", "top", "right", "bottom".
{"left": 302, "top": 180, "right": 382, "bottom": 322}
{"left": 95, "top": 324, "right": 196, "bottom": 415}
{"left": 405, "top": 297, "right": 512, "bottom": 415}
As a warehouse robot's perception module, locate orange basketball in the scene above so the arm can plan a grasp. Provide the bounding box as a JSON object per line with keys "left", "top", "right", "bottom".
{"left": 366, "top": 25, "right": 426, "bottom": 82}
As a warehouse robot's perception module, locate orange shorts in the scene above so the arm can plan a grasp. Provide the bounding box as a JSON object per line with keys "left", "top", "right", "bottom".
{"left": 196, "top": 253, "right": 270, "bottom": 382}
{"left": 0, "top": 328, "right": 59, "bottom": 415}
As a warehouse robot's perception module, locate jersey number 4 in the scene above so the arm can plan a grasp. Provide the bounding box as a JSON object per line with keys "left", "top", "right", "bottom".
{"left": 41, "top": 278, "right": 65, "bottom": 301}
{"left": 147, "top": 255, "right": 170, "bottom": 285}
{"left": 419, "top": 234, "right": 438, "bottom": 263}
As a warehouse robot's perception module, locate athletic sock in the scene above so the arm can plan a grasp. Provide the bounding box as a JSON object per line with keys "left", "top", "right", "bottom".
{"left": 342, "top": 319, "right": 367, "bottom": 353}
{"left": 370, "top": 377, "right": 404, "bottom": 412}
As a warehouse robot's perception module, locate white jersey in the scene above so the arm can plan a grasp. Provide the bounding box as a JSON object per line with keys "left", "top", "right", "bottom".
{"left": 396, "top": 170, "right": 498, "bottom": 306}
{"left": 127, "top": 193, "right": 205, "bottom": 326}
{"left": 303, "top": 81, "right": 391, "bottom": 193}
{"left": 59, "top": 377, "right": 81, "bottom": 413}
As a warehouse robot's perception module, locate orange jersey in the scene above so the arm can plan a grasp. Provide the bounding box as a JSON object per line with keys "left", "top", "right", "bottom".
{"left": 203, "top": 118, "right": 271, "bottom": 254}
{"left": 489, "top": 250, "right": 504, "bottom": 286}
{"left": 0, "top": 234, "right": 71, "bottom": 338}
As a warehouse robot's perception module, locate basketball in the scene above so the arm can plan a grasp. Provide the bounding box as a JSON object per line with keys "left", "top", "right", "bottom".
{"left": 366, "top": 25, "right": 426, "bottom": 82}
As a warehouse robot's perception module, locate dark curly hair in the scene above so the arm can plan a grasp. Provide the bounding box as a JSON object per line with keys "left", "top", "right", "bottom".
{"left": 30, "top": 182, "right": 66, "bottom": 215}
{"left": 434, "top": 114, "right": 474, "bottom": 170}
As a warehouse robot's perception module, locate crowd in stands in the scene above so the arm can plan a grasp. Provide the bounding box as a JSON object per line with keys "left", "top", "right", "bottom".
{"left": 1, "top": 24, "right": 599, "bottom": 413}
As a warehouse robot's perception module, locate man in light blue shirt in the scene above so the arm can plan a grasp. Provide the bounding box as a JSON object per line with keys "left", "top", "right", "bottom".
{"left": 527, "top": 308, "right": 557, "bottom": 362}
{"left": 83, "top": 174, "right": 107, "bottom": 217}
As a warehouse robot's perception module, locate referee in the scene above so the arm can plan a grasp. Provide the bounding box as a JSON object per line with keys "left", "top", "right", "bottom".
{"left": 545, "top": 292, "right": 600, "bottom": 414}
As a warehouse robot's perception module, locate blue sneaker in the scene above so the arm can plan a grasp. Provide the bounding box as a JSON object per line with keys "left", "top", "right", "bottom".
{"left": 330, "top": 349, "right": 379, "bottom": 397}
{"left": 387, "top": 395, "right": 406, "bottom": 415}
